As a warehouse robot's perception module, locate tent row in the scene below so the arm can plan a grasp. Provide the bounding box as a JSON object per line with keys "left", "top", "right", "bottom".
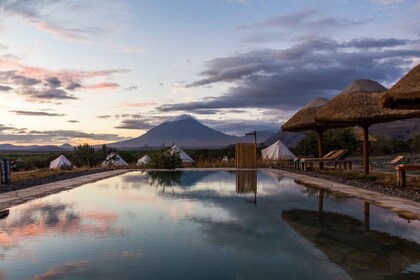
{"left": 49, "top": 145, "right": 195, "bottom": 169}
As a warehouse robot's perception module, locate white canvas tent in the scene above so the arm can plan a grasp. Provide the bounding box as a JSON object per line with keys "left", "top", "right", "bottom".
{"left": 137, "top": 154, "right": 151, "bottom": 166}
{"left": 101, "top": 153, "right": 128, "bottom": 167}
{"left": 261, "top": 140, "right": 296, "bottom": 160}
{"left": 49, "top": 154, "right": 72, "bottom": 169}
{"left": 170, "top": 145, "right": 194, "bottom": 163}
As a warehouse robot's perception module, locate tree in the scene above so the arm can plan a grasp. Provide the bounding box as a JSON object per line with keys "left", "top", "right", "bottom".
{"left": 73, "top": 144, "right": 96, "bottom": 167}
{"left": 149, "top": 146, "right": 182, "bottom": 169}
{"left": 292, "top": 128, "right": 358, "bottom": 157}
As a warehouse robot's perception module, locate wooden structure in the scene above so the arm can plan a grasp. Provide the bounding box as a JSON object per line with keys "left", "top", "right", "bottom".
{"left": 282, "top": 97, "right": 329, "bottom": 168}
{"left": 235, "top": 143, "right": 256, "bottom": 169}
{"left": 315, "top": 79, "right": 418, "bottom": 176}
{"left": 299, "top": 149, "right": 351, "bottom": 171}
{"left": 396, "top": 164, "right": 420, "bottom": 188}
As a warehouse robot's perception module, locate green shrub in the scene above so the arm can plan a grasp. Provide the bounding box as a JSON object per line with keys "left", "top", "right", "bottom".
{"left": 149, "top": 147, "right": 182, "bottom": 169}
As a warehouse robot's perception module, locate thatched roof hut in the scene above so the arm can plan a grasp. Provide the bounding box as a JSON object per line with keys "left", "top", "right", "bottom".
{"left": 282, "top": 97, "right": 329, "bottom": 159}
{"left": 315, "top": 79, "right": 419, "bottom": 175}
{"left": 381, "top": 64, "right": 420, "bottom": 110}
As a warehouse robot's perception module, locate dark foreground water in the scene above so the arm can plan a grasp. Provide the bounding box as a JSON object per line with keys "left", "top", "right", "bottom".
{"left": 0, "top": 170, "right": 419, "bottom": 280}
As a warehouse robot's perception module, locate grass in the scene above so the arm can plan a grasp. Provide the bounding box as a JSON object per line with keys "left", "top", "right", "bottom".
{"left": 11, "top": 167, "right": 91, "bottom": 183}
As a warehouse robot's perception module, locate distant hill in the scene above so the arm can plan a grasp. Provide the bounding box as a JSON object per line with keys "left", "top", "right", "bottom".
{"left": 108, "top": 115, "right": 274, "bottom": 149}
{"left": 0, "top": 144, "right": 68, "bottom": 152}
{"left": 264, "top": 131, "right": 305, "bottom": 148}
{"left": 370, "top": 118, "right": 419, "bottom": 140}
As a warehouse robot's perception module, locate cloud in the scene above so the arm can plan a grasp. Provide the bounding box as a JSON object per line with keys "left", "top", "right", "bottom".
{"left": 97, "top": 115, "right": 111, "bottom": 119}
{"left": 122, "top": 47, "right": 144, "bottom": 54}
{"left": 371, "top": 0, "right": 404, "bottom": 5}
{"left": 115, "top": 119, "right": 154, "bottom": 130}
{"left": 0, "top": 56, "right": 129, "bottom": 102}
{"left": 0, "top": 1, "right": 122, "bottom": 43}
{"left": 124, "top": 85, "right": 138, "bottom": 91}
{"left": 158, "top": 37, "right": 420, "bottom": 112}
{"left": 10, "top": 110, "right": 66, "bottom": 117}
{"left": 0, "top": 85, "right": 12, "bottom": 91}
{"left": 0, "top": 126, "right": 128, "bottom": 143}
{"left": 85, "top": 82, "right": 120, "bottom": 90}
{"left": 67, "top": 120, "right": 79, "bottom": 123}
{"left": 239, "top": 10, "right": 367, "bottom": 31}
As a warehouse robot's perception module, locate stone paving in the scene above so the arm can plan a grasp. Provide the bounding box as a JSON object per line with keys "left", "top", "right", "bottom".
{"left": 0, "top": 170, "right": 128, "bottom": 211}
{"left": 264, "top": 168, "right": 420, "bottom": 220}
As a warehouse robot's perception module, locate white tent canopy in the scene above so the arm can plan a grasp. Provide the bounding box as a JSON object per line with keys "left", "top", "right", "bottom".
{"left": 101, "top": 153, "right": 128, "bottom": 167}
{"left": 170, "top": 145, "right": 194, "bottom": 163}
{"left": 137, "top": 154, "right": 151, "bottom": 166}
{"left": 49, "top": 154, "right": 72, "bottom": 169}
{"left": 261, "top": 140, "right": 296, "bottom": 160}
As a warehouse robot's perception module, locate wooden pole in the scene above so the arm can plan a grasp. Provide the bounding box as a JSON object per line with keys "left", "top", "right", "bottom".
{"left": 362, "top": 125, "right": 370, "bottom": 176}
{"left": 317, "top": 130, "right": 324, "bottom": 169}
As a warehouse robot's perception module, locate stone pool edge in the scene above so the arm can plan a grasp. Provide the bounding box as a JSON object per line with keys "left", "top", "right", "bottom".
{"left": 0, "top": 169, "right": 128, "bottom": 211}
{"left": 263, "top": 168, "right": 420, "bottom": 220}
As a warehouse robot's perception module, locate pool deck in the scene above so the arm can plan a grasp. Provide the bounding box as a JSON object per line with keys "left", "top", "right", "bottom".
{"left": 0, "top": 169, "right": 128, "bottom": 211}
{"left": 0, "top": 168, "right": 419, "bottom": 220}
{"left": 263, "top": 168, "right": 420, "bottom": 220}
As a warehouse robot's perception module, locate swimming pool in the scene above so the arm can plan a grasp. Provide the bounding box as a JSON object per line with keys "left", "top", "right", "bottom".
{"left": 0, "top": 170, "right": 419, "bottom": 279}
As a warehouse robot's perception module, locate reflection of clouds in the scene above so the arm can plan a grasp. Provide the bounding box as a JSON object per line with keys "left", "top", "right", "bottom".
{"left": 190, "top": 216, "right": 284, "bottom": 254}
{"left": 0, "top": 201, "right": 126, "bottom": 250}
{"left": 104, "top": 251, "right": 143, "bottom": 258}
{"left": 34, "top": 260, "right": 90, "bottom": 280}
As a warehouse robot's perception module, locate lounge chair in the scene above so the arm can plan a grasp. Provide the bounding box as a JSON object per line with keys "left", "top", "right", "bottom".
{"left": 300, "top": 149, "right": 350, "bottom": 171}
{"left": 294, "top": 150, "right": 337, "bottom": 169}
{"left": 380, "top": 155, "right": 406, "bottom": 169}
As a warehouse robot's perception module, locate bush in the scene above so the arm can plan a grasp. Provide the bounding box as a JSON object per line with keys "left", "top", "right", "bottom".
{"left": 149, "top": 147, "right": 182, "bottom": 169}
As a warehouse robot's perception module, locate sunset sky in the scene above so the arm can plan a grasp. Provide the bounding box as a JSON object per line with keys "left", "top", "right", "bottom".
{"left": 0, "top": 0, "right": 419, "bottom": 145}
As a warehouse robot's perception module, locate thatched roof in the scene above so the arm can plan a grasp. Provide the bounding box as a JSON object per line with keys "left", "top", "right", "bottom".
{"left": 353, "top": 127, "right": 376, "bottom": 142}
{"left": 315, "top": 80, "right": 420, "bottom": 127}
{"left": 381, "top": 64, "right": 420, "bottom": 109}
{"left": 282, "top": 97, "right": 328, "bottom": 132}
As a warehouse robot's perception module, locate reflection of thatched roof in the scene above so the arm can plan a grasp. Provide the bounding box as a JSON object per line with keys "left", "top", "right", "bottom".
{"left": 382, "top": 64, "right": 420, "bottom": 109}
{"left": 282, "top": 97, "right": 328, "bottom": 132}
{"left": 282, "top": 209, "right": 420, "bottom": 279}
{"left": 315, "top": 80, "right": 420, "bottom": 126}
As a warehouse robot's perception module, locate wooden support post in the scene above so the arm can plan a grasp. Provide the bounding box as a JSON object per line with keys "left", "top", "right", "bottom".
{"left": 317, "top": 131, "right": 324, "bottom": 169}
{"left": 362, "top": 125, "right": 370, "bottom": 176}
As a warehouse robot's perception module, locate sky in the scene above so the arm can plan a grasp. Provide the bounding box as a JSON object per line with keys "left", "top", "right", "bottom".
{"left": 0, "top": 0, "right": 419, "bottom": 145}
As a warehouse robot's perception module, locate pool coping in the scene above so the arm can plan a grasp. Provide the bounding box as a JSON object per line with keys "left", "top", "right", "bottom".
{"left": 0, "top": 168, "right": 419, "bottom": 220}
{"left": 262, "top": 168, "right": 420, "bottom": 220}
{"left": 0, "top": 169, "right": 129, "bottom": 211}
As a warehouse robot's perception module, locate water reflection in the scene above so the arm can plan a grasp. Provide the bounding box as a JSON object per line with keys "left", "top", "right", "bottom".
{"left": 0, "top": 171, "right": 419, "bottom": 279}
{"left": 282, "top": 203, "right": 420, "bottom": 279}
{"left": 236, "top": 170, "right": 257, "bottom": 204}
{"left": 0, "top": 200, "right": 125, "bottom": 250}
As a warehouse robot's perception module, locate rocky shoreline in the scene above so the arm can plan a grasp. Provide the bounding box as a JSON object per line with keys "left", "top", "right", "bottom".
{"left": 0, "top": 169, "right": 111, "bottom": 194}
{"left": 279, "top": 167, "right": 420, "bottom": 202}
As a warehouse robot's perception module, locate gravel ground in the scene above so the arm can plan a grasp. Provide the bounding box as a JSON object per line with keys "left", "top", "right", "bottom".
{"left": 279, "top": 167, "right": 420, "bottom": 202}
{"left": 0, "top": 169, "right": 111, "bottom": 194}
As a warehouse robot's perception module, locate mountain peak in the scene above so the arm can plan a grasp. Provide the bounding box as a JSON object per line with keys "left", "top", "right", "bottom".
{"left": 168, "top": 114, "right": 197, "bottom": 122}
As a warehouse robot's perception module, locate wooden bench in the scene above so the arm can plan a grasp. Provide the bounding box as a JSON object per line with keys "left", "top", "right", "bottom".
{"left": 395, "top": 164, "right": 420, "bottom": 188}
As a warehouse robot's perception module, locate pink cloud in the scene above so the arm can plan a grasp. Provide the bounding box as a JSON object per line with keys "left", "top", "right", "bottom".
{"left": 123, "top": 47, "right": 144, "bottom": 54}
{"left": 85, "top": 82, "right": 120, "bottom": 90}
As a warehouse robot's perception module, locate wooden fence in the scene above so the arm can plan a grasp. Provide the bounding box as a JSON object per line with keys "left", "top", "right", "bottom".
{"left": 235, "top": 143, "right": 256, "bottom": 169}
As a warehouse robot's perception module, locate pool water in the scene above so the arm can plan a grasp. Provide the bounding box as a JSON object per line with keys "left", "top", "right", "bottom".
{"left": 0, "top": 170, "right": 419, "bottom": 279}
